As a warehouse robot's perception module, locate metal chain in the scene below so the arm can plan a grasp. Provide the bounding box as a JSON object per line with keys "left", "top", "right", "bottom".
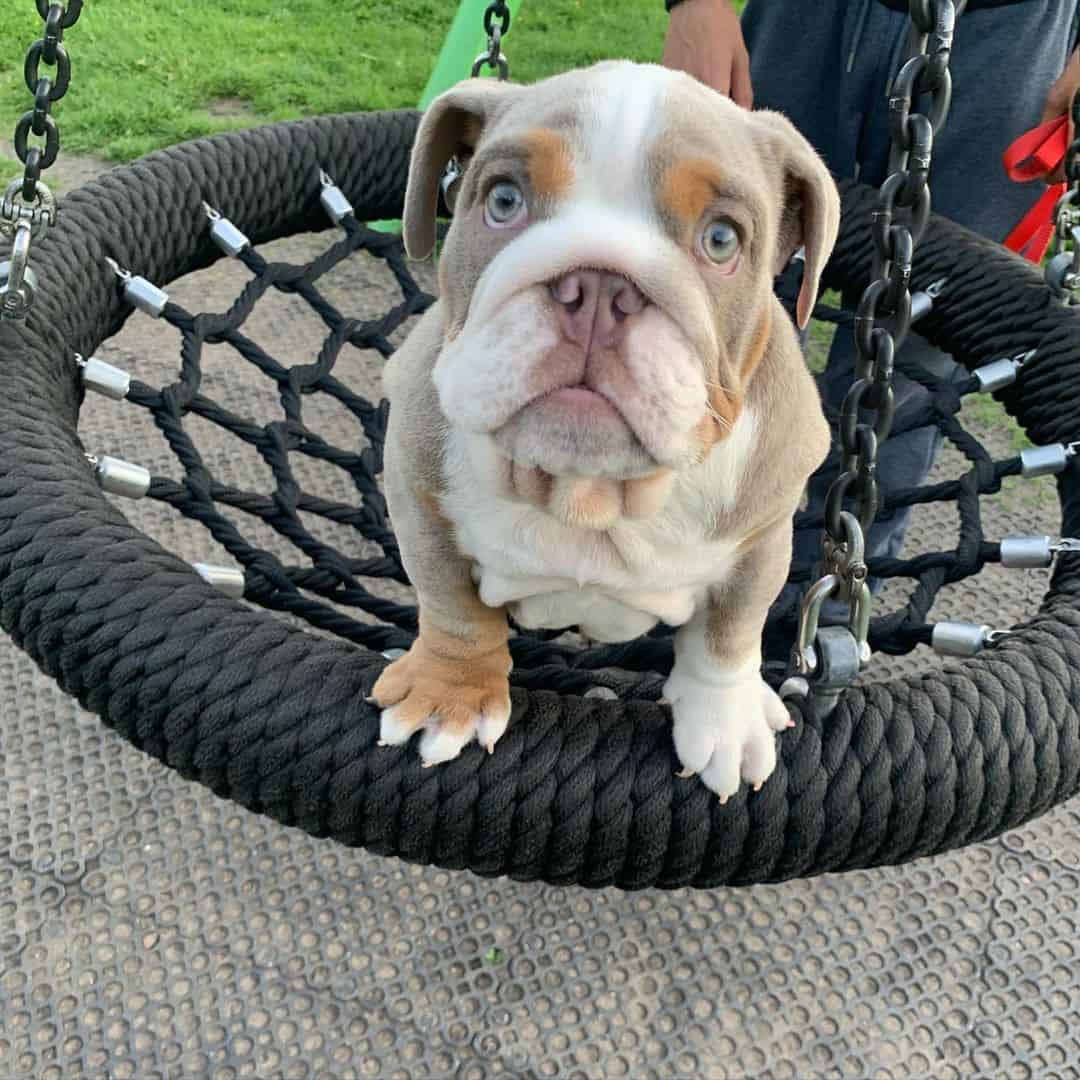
{"left": 791, "top": 0, "right": 965, "bottom": 693}
{"left": 472, "top": 1, "right": 511, "bottom": 80}
{"left": 0, "top": 0, "right": 82, "bottom": 320}
{"left": 441, "top": 3, "right": 513, "bottom": 206}
{"left": 1045, "top": 89, "right": 1080, "bottom": 302}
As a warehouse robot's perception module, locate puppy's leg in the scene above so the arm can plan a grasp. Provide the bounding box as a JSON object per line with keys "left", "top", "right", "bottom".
{"left": 372, "top": 487, "right": 512, "bottom": 766}
{"left": 664, "top": 518, "right": 795, "bottom": 802}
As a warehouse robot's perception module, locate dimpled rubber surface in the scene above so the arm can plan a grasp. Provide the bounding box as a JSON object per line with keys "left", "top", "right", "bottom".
{"left": 4, "top": 223, "right": 1080, "bottom": 1076}
{"left": 4, "top": 649, "right": 1080, "bottom": 1079}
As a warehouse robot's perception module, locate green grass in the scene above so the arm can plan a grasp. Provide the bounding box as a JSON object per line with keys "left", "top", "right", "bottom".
{"left": 0, "top": 0, "right": 670, "bottom": 164}
{"left": 0, "top": 0, "right": 1029, "bottom": 456}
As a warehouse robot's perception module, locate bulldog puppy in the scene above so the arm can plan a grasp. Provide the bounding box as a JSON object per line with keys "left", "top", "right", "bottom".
{"left": 373, "top": 60, "right": 836, "bottom": 801}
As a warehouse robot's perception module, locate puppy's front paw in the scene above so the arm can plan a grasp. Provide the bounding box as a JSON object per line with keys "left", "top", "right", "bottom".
{"left": 371, "top": 641, "right": 512, "bottom": 766}
{"left": 664, "top": 668, "right": 794, "bottom": 802}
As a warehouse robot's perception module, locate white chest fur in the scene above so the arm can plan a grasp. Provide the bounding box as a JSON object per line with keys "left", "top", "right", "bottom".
{"left": 441, "top": 416, "right": 756, "bottom": 643}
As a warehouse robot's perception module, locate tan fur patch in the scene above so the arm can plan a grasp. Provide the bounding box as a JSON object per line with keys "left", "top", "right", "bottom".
{"left": 623, "top": 470, "right": 675, "bottom": 519}
{"left": 550, "top": 476, "right": 621, "bottom": 531}
{"left": 419, "top": 488, "right": 450, "bottom": 526}
{"left": 371, "top": 612, "right": 511, "bottom": 737}
{"left": 695, "top": 386, "right": 743, "bottom": 457}
{"left": 740, "top": 308, "right": 771, "bottom": 380}
{"left": 523, "top": 128, "right": 574, "bottom": 200}
{"left": 660, "top": 158, "right": 725, "bottom": 231}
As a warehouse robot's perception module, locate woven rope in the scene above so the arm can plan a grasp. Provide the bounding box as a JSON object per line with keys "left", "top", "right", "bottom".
{"left": 2, "top": 111, "right": 1080, "bottom": 888}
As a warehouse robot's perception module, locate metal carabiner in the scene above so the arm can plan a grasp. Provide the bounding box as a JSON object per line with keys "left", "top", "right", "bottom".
{"left": 0, "top": 221, "right": 37, "bottom": 320}
{"left": 791, "top": 573, "right": 843, "bottom": 676}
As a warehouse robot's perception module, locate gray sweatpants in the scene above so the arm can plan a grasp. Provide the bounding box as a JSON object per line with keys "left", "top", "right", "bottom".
{"left": 741, "top": 0, "right": 1080, "bottom": 596}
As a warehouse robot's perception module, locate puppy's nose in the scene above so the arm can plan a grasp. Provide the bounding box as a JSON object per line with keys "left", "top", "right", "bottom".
{"left": 550, "top": 270, "right": 646, "bottom": 352}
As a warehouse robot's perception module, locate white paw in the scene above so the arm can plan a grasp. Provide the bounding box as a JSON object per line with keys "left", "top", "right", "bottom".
{"left": 377, "top": 702, "right": 511, "bottom": 766}
{"left": 664, "top": 669, "right": 794, "bottom": 802}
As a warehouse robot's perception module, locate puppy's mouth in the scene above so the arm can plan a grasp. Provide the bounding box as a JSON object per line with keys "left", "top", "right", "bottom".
{"left": 538, "top": 384, "right": 623, "bottom": 422}
{"left": 492, "top": 377, "right": 657, "bottom": 480}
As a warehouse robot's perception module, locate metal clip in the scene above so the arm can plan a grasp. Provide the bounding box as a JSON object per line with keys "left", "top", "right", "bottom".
{"left": 0, "top": 178, "right": 56, "bottom": 242}
{"left": 1020, "top": 443, "right": 1072, "bottom": 478}
{"left": 192, "top": 562, "right": 246, "bottom": 600}
{"left": 1045, "top": 222, "right": 1080, "bottom": 300}
{"left": 318, "top": 170, "right": 354, "bottom": 225}
{"left": 75, "top": 352, "right": 130, "bottom": 400}
{"left": 441, "top": 157, "right": 464, "bottom": 211}
{"left": 999, "top": 535, "right": 1054, "bottom": 569}
{"left": 0, "top": 221, "right": 37, "bottom": 321}
{"left": 106, "top": 257, "right": 169, "bottom": 318}
{"left": 931, "top": 622, "right": 1010, "bottom": 658}
{"left": 973, "top": 349, "right": 1036, "bottom": 394}
{"left": 997, "top": 534, "right": 1080, "bottom": 569}
{"left": 910, "top": 276, "right": 948, "bottom": 323}
{"left": 1052, "top": 537, "right": 1080, "bottom": 556}
{"left": 792, "top": 573, "right": 842, "bottom": 677}
{"left": 202, "top": 202, "right": 250, "bottom": 257}
{"left": 87, "top": 452, "right": 151, "bottom": 499}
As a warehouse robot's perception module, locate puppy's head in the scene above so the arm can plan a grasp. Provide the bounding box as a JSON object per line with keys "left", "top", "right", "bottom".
{"left": 404, "top": 61, "right": 839, "bottom": 484}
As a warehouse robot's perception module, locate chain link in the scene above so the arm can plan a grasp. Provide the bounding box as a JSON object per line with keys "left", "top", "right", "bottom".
{"left": 472, "top": 1, "right": 511, "bottom": 80}
{"left": 1045, "top": 90, "right": 1080, "bottom": 302}
{"left": 793, "top": 0, "right": 963, "bottom": 685}
{"left": 1, "top": 1, "right": 81, "bottom": 320}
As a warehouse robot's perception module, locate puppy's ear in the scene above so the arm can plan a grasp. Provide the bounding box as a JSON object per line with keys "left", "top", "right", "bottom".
{"left": 754, "top": 110, "right": 841, "bottom": 331}
{"left": 403, "top": 79, "right": 521, "bottom": 261}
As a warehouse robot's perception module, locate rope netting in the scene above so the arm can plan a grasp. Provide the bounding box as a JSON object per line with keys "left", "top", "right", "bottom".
{"left": 115, "top": 191, "right": 1025, "bottom": 699}
{"left": 5, "top": 112, "right": 1080, "bottom": 887}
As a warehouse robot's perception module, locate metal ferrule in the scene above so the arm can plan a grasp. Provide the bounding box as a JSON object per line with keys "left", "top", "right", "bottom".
{"left": 909, "top": 289, "right": 934, "bottom": 323}
{"left": 80, "top": 355, "right": 130, "bottom": 400}
{"left": 932, "top": 622, "right": 991, "bottom": 659}
{"left": 192, "top": 562, "right": 246, "bottom": 600}
{"left": 210, "top": 216, "right": 250, "bottom": 257}
{"left": 95, "top": 455, "right": 150, "bottom": 499}
{"left": 584, "top": 687, "right": 618, "bottom": 701}
{"left": 999, "top": 536, "right": 1053, "bottom": 570}
{"left": 124, "top": 275, "right": 169, "bottom": 318}
{"left": 1020, "top": 444, "right": 1069, "bottom": 478}
{"left": 974, "top": 358, "right": 1020, "bottom": 394}
{"left": 320, "top": 183, "right": 353, "bottom": 225}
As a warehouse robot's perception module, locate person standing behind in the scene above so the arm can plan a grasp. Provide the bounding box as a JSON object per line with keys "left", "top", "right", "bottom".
{"left": 662, "top": 0, "right": 1080, "bottom": 601}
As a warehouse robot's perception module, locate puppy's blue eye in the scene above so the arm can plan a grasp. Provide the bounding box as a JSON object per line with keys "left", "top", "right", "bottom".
{"left": 703, "top": 219, "right": 740, "bottom": 264}
{"left": 486, "top": 181, "right": 526, "bottom": 225}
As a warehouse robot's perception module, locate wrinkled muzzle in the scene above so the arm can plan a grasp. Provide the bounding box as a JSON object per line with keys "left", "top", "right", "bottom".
{"left": 433, "top": 206, "right": 717, "bottom": 479}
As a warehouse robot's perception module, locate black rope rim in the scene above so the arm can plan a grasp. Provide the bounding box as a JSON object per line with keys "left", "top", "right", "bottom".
{"left": 2, "top": 110, "right": 1080, "bottom": 890}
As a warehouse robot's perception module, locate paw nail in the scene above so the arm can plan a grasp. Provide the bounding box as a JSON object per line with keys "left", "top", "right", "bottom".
{"left": 753, "top": 782, "right": 762, "bottom": 793}
{"left": 364, "top": 695, "right": 377, "bottom": 705}
{"left": 718, "top": 794, "right": 729, "bottom": 806}
{"left": 377, "top": 740, "right": 388, "bottom": 748}
{"left": 785, "top": 719, "right": 796, "bottom": 729}
{"left": 485, "top": 742, "right": 496, "bottom": 755}
{"left": 675, "top": 768, "right": 696, "bottom": 779}
{"left": 421, "top": 760, "right": 438, "bottom": 770}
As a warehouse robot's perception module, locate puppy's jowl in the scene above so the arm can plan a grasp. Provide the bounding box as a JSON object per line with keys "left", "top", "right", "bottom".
{"left": 374, "top": 60, "right": 837, "bottom": 801}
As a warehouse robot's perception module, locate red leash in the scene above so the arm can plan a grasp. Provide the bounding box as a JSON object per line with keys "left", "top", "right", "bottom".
{"left": 1002, "top": 115, "right": 1070, "bottom": 262}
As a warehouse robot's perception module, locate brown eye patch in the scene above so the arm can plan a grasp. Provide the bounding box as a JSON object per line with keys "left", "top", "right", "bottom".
{"left": 522, "top": 128, "right": 575, "bottom": 201}
{"left": 660, "top": 158, "right": 727, "bottom": 232}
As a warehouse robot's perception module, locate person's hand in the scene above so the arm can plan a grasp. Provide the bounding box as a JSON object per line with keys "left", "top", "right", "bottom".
{"left": 1041, "top": 47, "right": 1080, "bottom": 182}
{"left": 662, "top": 0, "right": 753, "bottom": 109}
